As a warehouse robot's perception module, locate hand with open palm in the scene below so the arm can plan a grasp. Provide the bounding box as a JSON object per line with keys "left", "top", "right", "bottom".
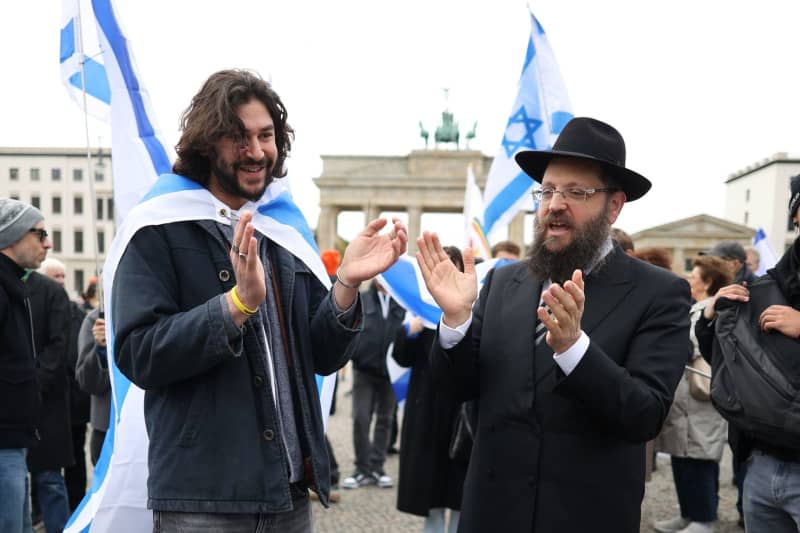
{"left": 416, "top": 231, "right": 477, "bottom": 327}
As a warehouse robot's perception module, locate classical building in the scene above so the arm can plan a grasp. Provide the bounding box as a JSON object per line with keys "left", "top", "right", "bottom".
{"left": 313, "top": 149, "right": 527, "bottom": 253}
{"left": 0, "top": 147, "right": 114, "bottom": 298}
{"left": 631, "top": 214, "right": 755, "bottom": 275}
{"left": 724, "top": 152, "right": 800, "bottom": 254}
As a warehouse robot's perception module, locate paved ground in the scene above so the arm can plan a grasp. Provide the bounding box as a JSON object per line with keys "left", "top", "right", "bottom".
{"left": 314, "top": 365, "right": 745, "bottom": 532}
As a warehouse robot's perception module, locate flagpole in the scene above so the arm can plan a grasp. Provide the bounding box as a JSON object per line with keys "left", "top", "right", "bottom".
{"left": 75, "top": 0, "right": 104, "bottom": 312}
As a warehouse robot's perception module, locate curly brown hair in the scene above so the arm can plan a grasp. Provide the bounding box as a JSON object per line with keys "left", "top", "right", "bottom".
{"left": 172, "top": 69, "right": 294, "bottom": 185}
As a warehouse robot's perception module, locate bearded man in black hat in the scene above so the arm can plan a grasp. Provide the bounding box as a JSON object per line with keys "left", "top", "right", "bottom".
{"left": 417, "top": 117, "right": 691, "bottom": 533}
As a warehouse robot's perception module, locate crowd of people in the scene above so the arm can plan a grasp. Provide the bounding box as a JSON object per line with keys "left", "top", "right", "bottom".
{"left": 2, "top": 68, "right": 799, "bottom": 533}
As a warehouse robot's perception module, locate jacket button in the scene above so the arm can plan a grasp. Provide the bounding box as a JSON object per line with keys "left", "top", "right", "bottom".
{"left": 262, "top": 429, "right": 275, "bottom": 441}
{"left": 219, "top": 269, "right": 231, "bottom": 282}
{"left": 253, "top": 375, "right": 264, "bottom": 387}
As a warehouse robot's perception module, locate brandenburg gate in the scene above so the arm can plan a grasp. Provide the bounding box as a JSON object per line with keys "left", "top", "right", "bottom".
{"left": 313, "top": 149, "right": 527, "bottom": 254}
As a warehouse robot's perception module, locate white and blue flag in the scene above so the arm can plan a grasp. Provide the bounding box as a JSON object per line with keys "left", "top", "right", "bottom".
{"left": 752, "top": 227, "right": 778, "bottom": 276}
{"left": 61, "top": 1, "right": 336, "bottom": 531}
{"left": 482, "top": 11, "right": 573, "bottom": 240}
{"left": 378, "top": 256, "right": 515, "bottom": 404}
{"left": 60, "top": 0, "right": 173, "bottom": 223}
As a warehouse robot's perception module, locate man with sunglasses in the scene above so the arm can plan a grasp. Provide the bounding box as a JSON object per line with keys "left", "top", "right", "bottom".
{"left": 0, "top": 198, "right": 51, "bottom": 533}
{"left": 417, "top": 118, "right": 691, "bottom": 532}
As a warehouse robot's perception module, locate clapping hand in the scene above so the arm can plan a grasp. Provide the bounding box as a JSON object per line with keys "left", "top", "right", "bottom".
{"left": 337, "top": 217, "right": 408, "bottom": 286}
{"left": 539, "top": 270, "right": 585, "bottom": 353}
{"left": 416, "top": 231, "right": 476, "bottom": 327}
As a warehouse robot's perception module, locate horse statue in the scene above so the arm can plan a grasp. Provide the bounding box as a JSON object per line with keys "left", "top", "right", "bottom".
{"left": 418, "top": 121, "right": 429, "bottom": 148}
{"left": 434, "top": 110, "right": 459, "bottom": 149}
{"left": 465, "top": 121, "right": 477, "bottom": 148}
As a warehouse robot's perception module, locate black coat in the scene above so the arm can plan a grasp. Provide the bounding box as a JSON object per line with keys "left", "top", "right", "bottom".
{"left": 393, "top": 327, "right": 467, "bottom": 516}
{"left": 436, "top": 248, "right": 691, "bottom": 533}
{"left": 349, "top": 284, "right": 405, "bottom": 377}
{"left": 25, "top": 271, "right": 74, "bottom": 472}
{"left": 0, "top": 254, "right": 40, "bottom": 449}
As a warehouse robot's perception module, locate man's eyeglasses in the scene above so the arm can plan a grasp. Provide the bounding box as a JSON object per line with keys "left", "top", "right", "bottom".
{"left": 28, "top": 228, "right": 48, "bottom": 243}
{"left": 532, "top": 187, "right": 620, "bottom": 203}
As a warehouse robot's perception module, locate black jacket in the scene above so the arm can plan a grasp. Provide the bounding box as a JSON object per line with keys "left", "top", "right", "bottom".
{"left": 393, "top": 327, "right": 467, "bottom": 516}
{"left": 25, "top": 271, "right": 73, "bottom": 472}
{"left": 435, "top": 248, "right": 690, "bottom": 533}
{"left": 697, "top": 239, "right": 800, "bottom": 463}
{"left": 0, "top": 254, "right": 40, "bottom": 449}
{"left": 113, "top": 220, "right": 360, "bottom": 512}
{"left": 349, "top": 284, "right": 405, "bottom": 378}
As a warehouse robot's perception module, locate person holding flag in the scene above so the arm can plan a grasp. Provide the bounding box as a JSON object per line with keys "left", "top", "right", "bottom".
{"left": 111, "top": 69, "right": 407, "bottom": 531}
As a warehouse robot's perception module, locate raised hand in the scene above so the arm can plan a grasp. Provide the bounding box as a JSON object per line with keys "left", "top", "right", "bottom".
{"left": 227, "top": 211, "right": 266, "bottom": 322}
{"left": 416, "top": 231, "right": 477, "bottom": 327}
{"left": 338, "top": 217, "right": 408, "bottom": 285}
{"left": 539, "top": 269, "right": 585, "bottom": 353}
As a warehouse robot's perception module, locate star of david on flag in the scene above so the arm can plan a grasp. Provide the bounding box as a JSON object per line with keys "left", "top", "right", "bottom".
{"left": 482, "top": 10, "right": 573, "bottom": 240}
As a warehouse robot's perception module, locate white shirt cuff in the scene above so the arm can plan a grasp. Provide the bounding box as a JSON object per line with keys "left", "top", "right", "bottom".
{"left": 553, "top": 331, "right": 590, "bottom": 375}
{"left": 438, "top": 314, "right": 473, "bottom": 349}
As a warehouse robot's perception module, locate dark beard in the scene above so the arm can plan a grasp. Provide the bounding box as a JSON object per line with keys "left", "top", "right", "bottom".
{"left": 210, "top": 153, "right": 273, "bottom": 202}
{"left": 527, "top": 203, "right": 612, "bottom": 283}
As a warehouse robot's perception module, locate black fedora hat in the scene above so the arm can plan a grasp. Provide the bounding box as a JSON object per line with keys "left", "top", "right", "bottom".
{"left": 514, "top": 117, "right": 651, "bottom": 201}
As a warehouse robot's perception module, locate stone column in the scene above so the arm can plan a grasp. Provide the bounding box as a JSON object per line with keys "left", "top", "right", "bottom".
{"left": 672, "top": 246, "right": 686, "bottom": 275}
{"left": 316, "top": 205, "right": 339, "bottom": 251}
{"left": 406, "top": 205, "right": 422, "bottom": 255}
{"left": 364, "top": 204, "right": 381, "bottom": 226}
{"left": 508, "top": 211, "right": 527, "bottom": 251}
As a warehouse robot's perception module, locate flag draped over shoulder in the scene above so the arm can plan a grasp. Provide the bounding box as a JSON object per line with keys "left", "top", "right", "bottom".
{"left": 464, "top": 165, "right": 492, "bottom": 260}
{"left": 482, "top": 11, "right": 573, "bottom": 240}
{"left": 66, "top": 176, "right": 337, "bottom": 533}
{"left": 377, "top": 256, "right": 515, "bottom": 403}
{"left": 753, "top": 227, "right": 778, "bottom": 276}
{"left": 61, "top": 2, "right": 336, "bottom": 531}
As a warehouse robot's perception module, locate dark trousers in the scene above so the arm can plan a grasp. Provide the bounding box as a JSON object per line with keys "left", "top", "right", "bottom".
{"left": 64, "top": 423, "right": 87, "bottom": 511}
{"left": 351, "top": 369, "right": 395, "bottom": 475}
{"left": 90, "top": 429, "right": 107, "bottom": 466}
{"left": 671, "top": 456, "right": 720, "bottom": 522}
{"left": 388, "top": 403, "right": 399, "bottom": 450}
{"left": 325, "top": 436, "right": 339, "bottom": 486}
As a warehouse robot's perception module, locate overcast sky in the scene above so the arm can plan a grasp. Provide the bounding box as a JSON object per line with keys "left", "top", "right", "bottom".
{"left": 2, "top": 0, "right": 799, "bottom": 245}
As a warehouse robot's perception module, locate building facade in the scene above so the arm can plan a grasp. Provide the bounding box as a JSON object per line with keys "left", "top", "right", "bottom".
{"left": 0, "top": 147, "right": 114, "bottom": 299}
{"left": 631, "top": 214, "right": 754, "bottom": 275}
{"left": 724, "top": 152, "right": 800, "bottom": 254}
{"left": 314, "top": 149, "right": 527, "bottom": 254}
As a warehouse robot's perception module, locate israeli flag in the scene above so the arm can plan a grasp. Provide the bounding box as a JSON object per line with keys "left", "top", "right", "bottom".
{"left": 482, "top": 11, "right": 573, "bottom": 239}
{"left": 753, "top": 227, "right": 778, "bottom": 276}
{"left": 378, "top": 256, "right": 515, "bottom": 403}
{"left": 60, "top": 0, "right": 173, "bottom": 224}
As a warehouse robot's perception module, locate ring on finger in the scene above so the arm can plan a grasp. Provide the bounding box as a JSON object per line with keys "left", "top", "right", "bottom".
{"left": 232, "top": 243, "right": 240, "bottom": 254}
{"left": 238, "top": 252, "right": 247, "bottom": 259}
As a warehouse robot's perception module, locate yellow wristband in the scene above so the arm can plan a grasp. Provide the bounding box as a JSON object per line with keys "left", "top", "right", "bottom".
{"left": 230, "top": 286, "right": 257, "bottom": 316}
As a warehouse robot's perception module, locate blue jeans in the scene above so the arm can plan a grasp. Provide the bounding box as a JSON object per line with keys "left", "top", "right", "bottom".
{"left": 0, "top": 448, "right": 32, "bottom": 533}
{"left": 743, "top": 450, "right": 800, "bottom": 532}
{"left": 153, "top": 494, "right": 311, "bottom": 533}
{"left": 31, "top": 469, "right": 69, "bottom": 533}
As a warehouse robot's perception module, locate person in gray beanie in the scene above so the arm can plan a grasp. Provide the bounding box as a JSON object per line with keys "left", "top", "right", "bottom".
{"left": 0, "top": 198, "right": 50, "bottom": 533}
